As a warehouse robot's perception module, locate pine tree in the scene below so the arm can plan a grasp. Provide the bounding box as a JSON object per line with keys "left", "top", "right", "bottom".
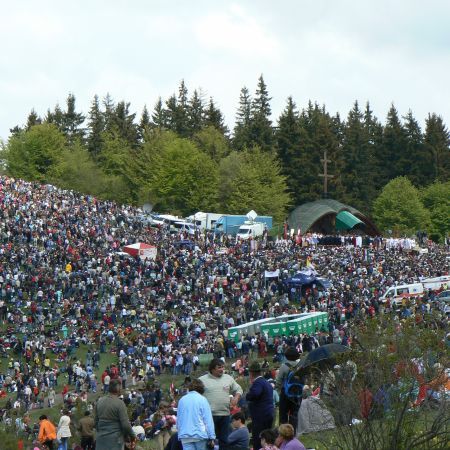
{"left": 275, "top": 96, "right": 302, "bottom": 202}
{"left": 363, "top": 102, "right": 384, "bottom": 193}
{"left": 249, "top": 75, "right": 273, "bottom": 152}
{"left": 25, "top": 109, "right": 42, "bottom": 130}
{"left": 9, "top": 125, "right": 22, "bottom": 137}
{"left": 424, "top": 113, "right": 450, "bottom": 182}
{"left": 175, "top": 79, "right": 190, "bottom": 137}
{"left": 63, "top": 93, "right": 85, "bottom": 144}
{"left": 87, "top": 95, "right": 104, "bottom": 156}
{"left": 151, "top": 97, "right": 166, "bottom": 129}
{"left": 102, "top": 93, "right": 115, "bottom": 133}
{"left": 164, "top": 95, "right": 178, "bottom": 133}
{"left": 187, "top": 90, "right": 204, "bottom": 136}
{"left": 204, "top": 97, "right": 228, "bottom": 136}
{"left": 233, "top": 86, "right": 252, "bottom": 150}
{"left": 379, "top": 104, "right": 408, "bottom": 185}
{"left": 403, "top": 110, "right": 426, "bottom": 186}
{"left": 339, "top": 101, "right": 375, "bottom": 210}
{"left": 139, "top": 105, "right": 150, "bottom": 141}
{"left": 110, "top": 101, "right": 139, "bottom": 147}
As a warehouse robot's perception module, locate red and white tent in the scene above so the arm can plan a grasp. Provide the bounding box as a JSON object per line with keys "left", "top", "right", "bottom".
{"left": 122, "top": 243, "right": 157, "bottom": 260}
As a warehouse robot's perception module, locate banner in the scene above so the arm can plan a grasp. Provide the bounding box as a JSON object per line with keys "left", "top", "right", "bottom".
{"left": 264, "top": 269, "right": 280, "bottom": 278}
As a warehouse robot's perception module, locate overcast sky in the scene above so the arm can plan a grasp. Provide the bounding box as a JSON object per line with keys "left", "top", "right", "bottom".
{"left": 1, "top": 0, "right": 450, "bottom": 141}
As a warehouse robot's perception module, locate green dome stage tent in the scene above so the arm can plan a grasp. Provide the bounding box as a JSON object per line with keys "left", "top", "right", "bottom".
{"left": 288, "top": 199, "right": 379, "bottom": 236}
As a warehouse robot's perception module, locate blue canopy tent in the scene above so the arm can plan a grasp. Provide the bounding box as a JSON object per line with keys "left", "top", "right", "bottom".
{"left": 285, "top": 272, "right": 317, "bottom": 286}
{"left": 173, "top": 240, "right": 196, "bottom": 250}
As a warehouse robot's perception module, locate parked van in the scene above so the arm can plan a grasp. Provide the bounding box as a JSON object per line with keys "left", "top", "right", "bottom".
{"left": 380, "top": 283, "right": 424, "bottom": 306}
{"left": 236, "top": 222, "right": 265, "bottom": 240}
{"left": 171, "top": 221, "right": 196, "bottom": 235}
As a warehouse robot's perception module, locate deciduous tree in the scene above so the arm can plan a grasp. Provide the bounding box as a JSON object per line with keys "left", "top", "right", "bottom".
{"left": 373, "top": 177, "right": 430, "bottom": 235}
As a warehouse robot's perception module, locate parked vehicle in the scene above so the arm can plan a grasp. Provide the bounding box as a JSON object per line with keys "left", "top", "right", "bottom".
{"left": 420, "top": 275, "right": 450, "bottom": 291}
{"left": 187, "top": 212, "right": 223, "bottom": 230}
{"left": 380, "top": 283, "right": 424, "bottom": 306}
{"left": 171, "top": 221, "right": 196, "bottom": 235}
{"left": 214, "top": 212, "right": 272, "bottom": 235}
{"left": 236, "top": 221, "right": 266, "bottom": 240}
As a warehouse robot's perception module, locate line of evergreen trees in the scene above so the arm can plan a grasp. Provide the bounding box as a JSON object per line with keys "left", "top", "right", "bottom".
{"left": 3, "top": 76, "right": 450, "bottom": 227}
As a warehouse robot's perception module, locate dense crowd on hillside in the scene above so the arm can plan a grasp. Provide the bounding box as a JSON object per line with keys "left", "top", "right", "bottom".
{"left": 0, "top": 176, "right": 448, "bottom": 449}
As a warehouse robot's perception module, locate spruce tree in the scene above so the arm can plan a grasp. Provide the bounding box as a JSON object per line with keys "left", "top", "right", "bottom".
{"left": 139, "top": 105, "right": 150, "bottom": 141}
{"left": 249, "top": 75, "right": 273, "bottom": 152}
{"left": 25, "top": 109, "right": 42, "bottom": 130}
{"left": 275, "top": 96, "right": 301, "bottom": 203}
{"left": 151, "top": 97, "right": 166, "bottom": 129}
{"left": 110, "top": 101, "right": 139, "bottom": 148}
{"left": 233, "top": 86, "right": 252, "bottom": 150}
{"left": 87, "top": 95, "right": 104, "bottom": 156}
{"left": 188, "top": 90, "right": 204, "bottom": 136}
{"left": 102, "top": 93, "right": 115, "bottom": 133}
{"left": 204, "top": 97, "right": 228, "bottom": 136}
{"left": 380, "top": 104, "right": 408, "bottom": 185}
{"left": 403, "top": 110, "right": 426, "bottom": 186}
{"left": 63, "top": 93, "right": 85, "bottom": 144}
{"left": 337, "top": 101, "right": 375, "bottom": 210}
{"left": 175, "top": 79, "right": 190, "bottom": 137}
{"left": 164, "top": 94, "right": 178, "bottom": 133}
{"left": 363, "top": 102, "right": 384, "bottom": 193}
{"left": 424, "top": 113, "right": 450, "bottom": 182}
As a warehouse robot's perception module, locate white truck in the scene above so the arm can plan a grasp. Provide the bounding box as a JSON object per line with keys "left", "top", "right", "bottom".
{"left": 236, "top": 221, "right": 266, "bottom": 240}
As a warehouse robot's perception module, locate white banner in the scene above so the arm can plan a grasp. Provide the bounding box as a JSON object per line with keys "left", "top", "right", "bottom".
{"left": 264, "top": 269, "right": 280, "bottom": 279}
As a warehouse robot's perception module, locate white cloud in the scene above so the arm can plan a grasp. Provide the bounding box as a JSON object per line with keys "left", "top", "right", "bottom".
{"left": 0, "top": 1, "right": 450, "bottom": 139}
{"left": 193, "top": 5, "right": 282, "bottom": 61}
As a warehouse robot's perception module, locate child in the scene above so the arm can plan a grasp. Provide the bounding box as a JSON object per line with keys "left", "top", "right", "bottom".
{"left": 259, "top": 429, "right": 279, "bottom": 450}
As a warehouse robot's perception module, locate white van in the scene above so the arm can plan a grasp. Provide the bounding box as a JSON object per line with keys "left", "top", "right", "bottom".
{"left": 236, "top": 222, "right": 265, "bottom": 240}
{"left": 171, "top": 221, "right": 196, "bottom": 235}
{"left": 380, "top": 283, "right": 424, "bottom": 306}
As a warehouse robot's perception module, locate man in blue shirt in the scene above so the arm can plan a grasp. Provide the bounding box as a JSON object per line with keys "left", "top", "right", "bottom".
{"left": 177, "top": 379, "right": 216, "bottom": 450}
{"left": 246, "top": 362, "right": 274, "bottom": 450}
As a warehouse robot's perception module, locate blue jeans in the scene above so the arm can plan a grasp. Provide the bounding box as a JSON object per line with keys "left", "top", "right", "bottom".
{"left": 182, "top": 440, "right": 207, "bottom": 450}
{"left": 59, "top": 437, "right": 69, "bottom": 450}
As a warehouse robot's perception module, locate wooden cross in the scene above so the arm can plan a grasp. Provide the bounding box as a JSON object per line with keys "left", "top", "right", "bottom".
{"left": 319, "top": 150, "right": 334, "bottom": 197}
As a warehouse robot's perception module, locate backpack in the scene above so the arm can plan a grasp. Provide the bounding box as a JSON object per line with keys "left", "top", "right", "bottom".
{"left": 283, "top": 369, "right": 304, "bottom": 401}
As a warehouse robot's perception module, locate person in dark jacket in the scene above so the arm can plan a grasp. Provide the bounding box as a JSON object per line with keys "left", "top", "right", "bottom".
{"left": 276, "top": 347, "right": 301, "bottom": 432}
{"left": 246, "top": 361, "right": 274, "bottom": 450}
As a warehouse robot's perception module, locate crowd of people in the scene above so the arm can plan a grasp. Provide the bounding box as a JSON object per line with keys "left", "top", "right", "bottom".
{"left": 0, "top": 175, "right": 448, "bottom": 449}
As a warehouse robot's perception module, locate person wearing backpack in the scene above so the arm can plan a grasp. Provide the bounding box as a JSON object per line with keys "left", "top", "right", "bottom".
{"left": 275, "top": 347, "right": 303, "bottom": 432}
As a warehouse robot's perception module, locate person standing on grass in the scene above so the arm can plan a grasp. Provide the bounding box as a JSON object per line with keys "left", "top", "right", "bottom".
{"left": 177, "top": 378, "right": 216, "bottom": 450}
{"left": 78, "top": 410, "right": 95, "bottom": 450}
{"left": 94, "top": 379, "right": 136, "bottom": 450}
{"left": 246, "top": 361, "right": 274, "bottom": 450}
{"left": 38, "top": 414, "right": 57, "bottom": 450}
{"left": 199, "top": 358, "right": 243, "bottom": 449}
{"left": 57, "top": 409, "right": 72, "bottom": 450}
{"left": 102, "top": 370, "right": 111, "bottom": 394}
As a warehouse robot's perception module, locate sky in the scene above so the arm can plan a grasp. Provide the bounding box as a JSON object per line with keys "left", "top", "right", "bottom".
{"left": 1, "top": 0, "right": 450, "bottom": 141}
